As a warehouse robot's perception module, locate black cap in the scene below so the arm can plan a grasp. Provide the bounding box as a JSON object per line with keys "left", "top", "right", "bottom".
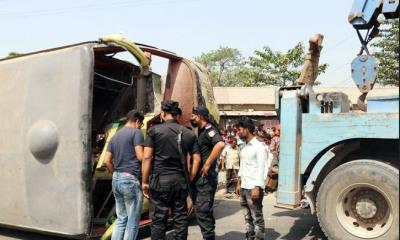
{"left": 161, "top": 100, "right": 180, "bottom": 115}
{"left": 192, "top": 106, "right": 210, "bottom": 119}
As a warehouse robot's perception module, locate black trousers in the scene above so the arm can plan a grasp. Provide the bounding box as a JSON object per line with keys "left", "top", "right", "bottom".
{"left": 149, "top": 174, "right": 188, "bottom": 240}
{"left": 192, "top": 175, "right": 218, "bottom": 240}
{"left": 225, "top": 169, "right": 239, "bottom": 193}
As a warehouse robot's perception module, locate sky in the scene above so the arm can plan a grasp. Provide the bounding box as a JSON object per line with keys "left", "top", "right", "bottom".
{"left": 0, "top": 0, "right": 363, "bottom": 87}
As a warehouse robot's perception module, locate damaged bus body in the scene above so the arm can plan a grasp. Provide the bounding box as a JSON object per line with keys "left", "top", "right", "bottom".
{"left": 0, "top": 35, "right": 218, "bottom": 239}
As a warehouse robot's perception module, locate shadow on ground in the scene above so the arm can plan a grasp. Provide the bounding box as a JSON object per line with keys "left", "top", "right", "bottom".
{"left": 0, "top": 227, "right": 68, "bottom": 240}
{"left": 215, "top": 227, "right": 280, "bottom": 240}
{"left": 216, "top": 230, "right": 243, "bottom": 240}
{"left": 265, "top": 227, "right": 281, "bottom": 240}
{"left": 272, "top": 209, "right": 327, "bottom": 240}
{"left": 186, "top": 198, "right": 241, "bottom": 227}
{"left": 213, "top": 199, "right": 241, "bottom": 220}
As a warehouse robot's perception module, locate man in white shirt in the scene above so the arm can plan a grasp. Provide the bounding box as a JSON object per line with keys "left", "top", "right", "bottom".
{"left": 235, "top": 117, "right": 266, "bottom": 240}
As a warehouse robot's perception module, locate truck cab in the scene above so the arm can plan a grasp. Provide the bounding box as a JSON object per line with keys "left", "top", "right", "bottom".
{"left": 275, "top": 1, "right": 399, "bottom": 238}
{"left": 276, "top": 83, "right": 398, "bottom": 238}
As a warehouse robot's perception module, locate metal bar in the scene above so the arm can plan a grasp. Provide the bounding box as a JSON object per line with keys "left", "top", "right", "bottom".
{"left": 136, "top": 74, "right": 149, "bottom": 113}
{"left": 105, "top": 206, "right": 116, "bottom": 223}
{"left": 94, "top": 72, "right": 132, "bottom": 86}
{"left": 95, "top": 189, "right": 114, "bottom": 218}
{"left": 356, "top": 30, "right": 371, "bottom": 55}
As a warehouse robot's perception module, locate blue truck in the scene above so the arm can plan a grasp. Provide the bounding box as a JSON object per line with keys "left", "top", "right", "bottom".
{"left": 275, "top": 1, "right": 399, "bottom": 239}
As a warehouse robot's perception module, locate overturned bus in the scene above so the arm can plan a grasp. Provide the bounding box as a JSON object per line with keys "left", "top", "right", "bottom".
{"left": 0, "top": 34, "right": 219, "bottom": 239}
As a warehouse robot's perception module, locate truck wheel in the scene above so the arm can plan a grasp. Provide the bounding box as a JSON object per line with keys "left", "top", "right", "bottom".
{"left": 316, "top": 160, "right": 399, "bottom": 240}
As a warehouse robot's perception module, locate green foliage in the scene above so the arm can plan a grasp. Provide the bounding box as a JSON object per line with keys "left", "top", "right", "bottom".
{"left": 249, "top": 42, "right": 328, "bottom": 87}
{"left": 7, "top": 52, "right": 22, "bottom": 57}
{"left": 371, "top": 19, "right": 399, "bottom": 86}
{"left": 249, "top": 43, "right": 304, "bottom": 86}
{"left": 194, "top": 47, "right": 245, "bottom": 86}
{"left": 195, "top": 43, "right": 328, "bottom": 87}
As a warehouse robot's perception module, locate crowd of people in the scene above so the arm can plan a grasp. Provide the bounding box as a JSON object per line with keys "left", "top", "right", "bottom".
{"left": 219, "top": 123, "right": 281, "bottom": 195}
{"left": 103, "top": 100, "right": 281, "bottom": 240}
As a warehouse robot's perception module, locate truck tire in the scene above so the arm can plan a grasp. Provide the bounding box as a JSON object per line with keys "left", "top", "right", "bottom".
{"left": 316, "top": 160, "right": 399, "bottom": 240}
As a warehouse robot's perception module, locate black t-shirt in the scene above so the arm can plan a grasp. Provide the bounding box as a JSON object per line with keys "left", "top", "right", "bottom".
{"left": 144, "top": 120, "right": 199, "bottom": 175}
{"left": 198, "top": 123, "right": 224, "bottom": 172}
{"left": 107, "top": 127, "right": 144, "bottom": 179}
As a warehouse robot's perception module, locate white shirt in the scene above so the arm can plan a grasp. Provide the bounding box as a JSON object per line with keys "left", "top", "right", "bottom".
{"left": 238, "top": 137, "right": 267, "bottom": 190}
{"left": 221, "top": 146, "right": 240, "bottom": 169}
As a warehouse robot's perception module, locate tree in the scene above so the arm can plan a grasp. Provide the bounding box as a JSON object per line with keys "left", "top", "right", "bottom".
{"left": 194, "top": 47, "right": 247, "bottom": 86}
{"left": 222, "top": 66, "right": 258, "bottom": 87}
{"left": 248, "top": 42, "right": 328, "bottom": 87}
{"left": 7, "top": 52, "right": 22, "bottom": 57}
{"left": 371, "top": 19, "right": 399, "bottom": 86}
{"left": 194, "top": 43, "right": 328, "bottom": 87}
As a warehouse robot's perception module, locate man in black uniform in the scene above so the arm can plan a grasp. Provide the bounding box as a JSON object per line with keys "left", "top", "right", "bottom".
{"left": 142, "top": 100, "right": 200, "bottom": 240}
{"left": 190, "top": 106, "right": 225, "bottom": 240}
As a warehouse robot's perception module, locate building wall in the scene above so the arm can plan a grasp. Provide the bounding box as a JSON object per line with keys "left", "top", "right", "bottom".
{"left": 219, "top": 104, "right": 274, "bottom": 111}
{"left": 217, "top": 102, "right": 279, "bottom": 129}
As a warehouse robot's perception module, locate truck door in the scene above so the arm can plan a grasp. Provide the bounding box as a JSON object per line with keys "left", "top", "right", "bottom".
{"left": 0, "top": 44, "right": 94, "bottom": 238}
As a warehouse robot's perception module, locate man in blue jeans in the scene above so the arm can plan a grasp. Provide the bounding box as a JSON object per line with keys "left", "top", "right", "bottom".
{"left": 104, "top": 110, "right": 145, "bottom": 240}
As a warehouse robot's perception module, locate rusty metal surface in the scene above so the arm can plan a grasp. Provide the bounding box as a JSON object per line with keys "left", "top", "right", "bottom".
{"left": 296, "top": 34, "right": 324, "bottom": 86}
{"left": 163, "top": 59, "right": 196, "bottom": 128}
{"left": 191, "top": 62, "right": 220, "bottom": 123}
{"left": 137, "top": 45, "right": 182, "bottom": 60}
{"left": 161, "top": 58, "right": 219, "bottom": 128}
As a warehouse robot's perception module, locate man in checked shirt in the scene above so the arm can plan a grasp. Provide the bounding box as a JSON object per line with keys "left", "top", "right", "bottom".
{"left": 235, "top": 117, "right": 267, "bottom": 240}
